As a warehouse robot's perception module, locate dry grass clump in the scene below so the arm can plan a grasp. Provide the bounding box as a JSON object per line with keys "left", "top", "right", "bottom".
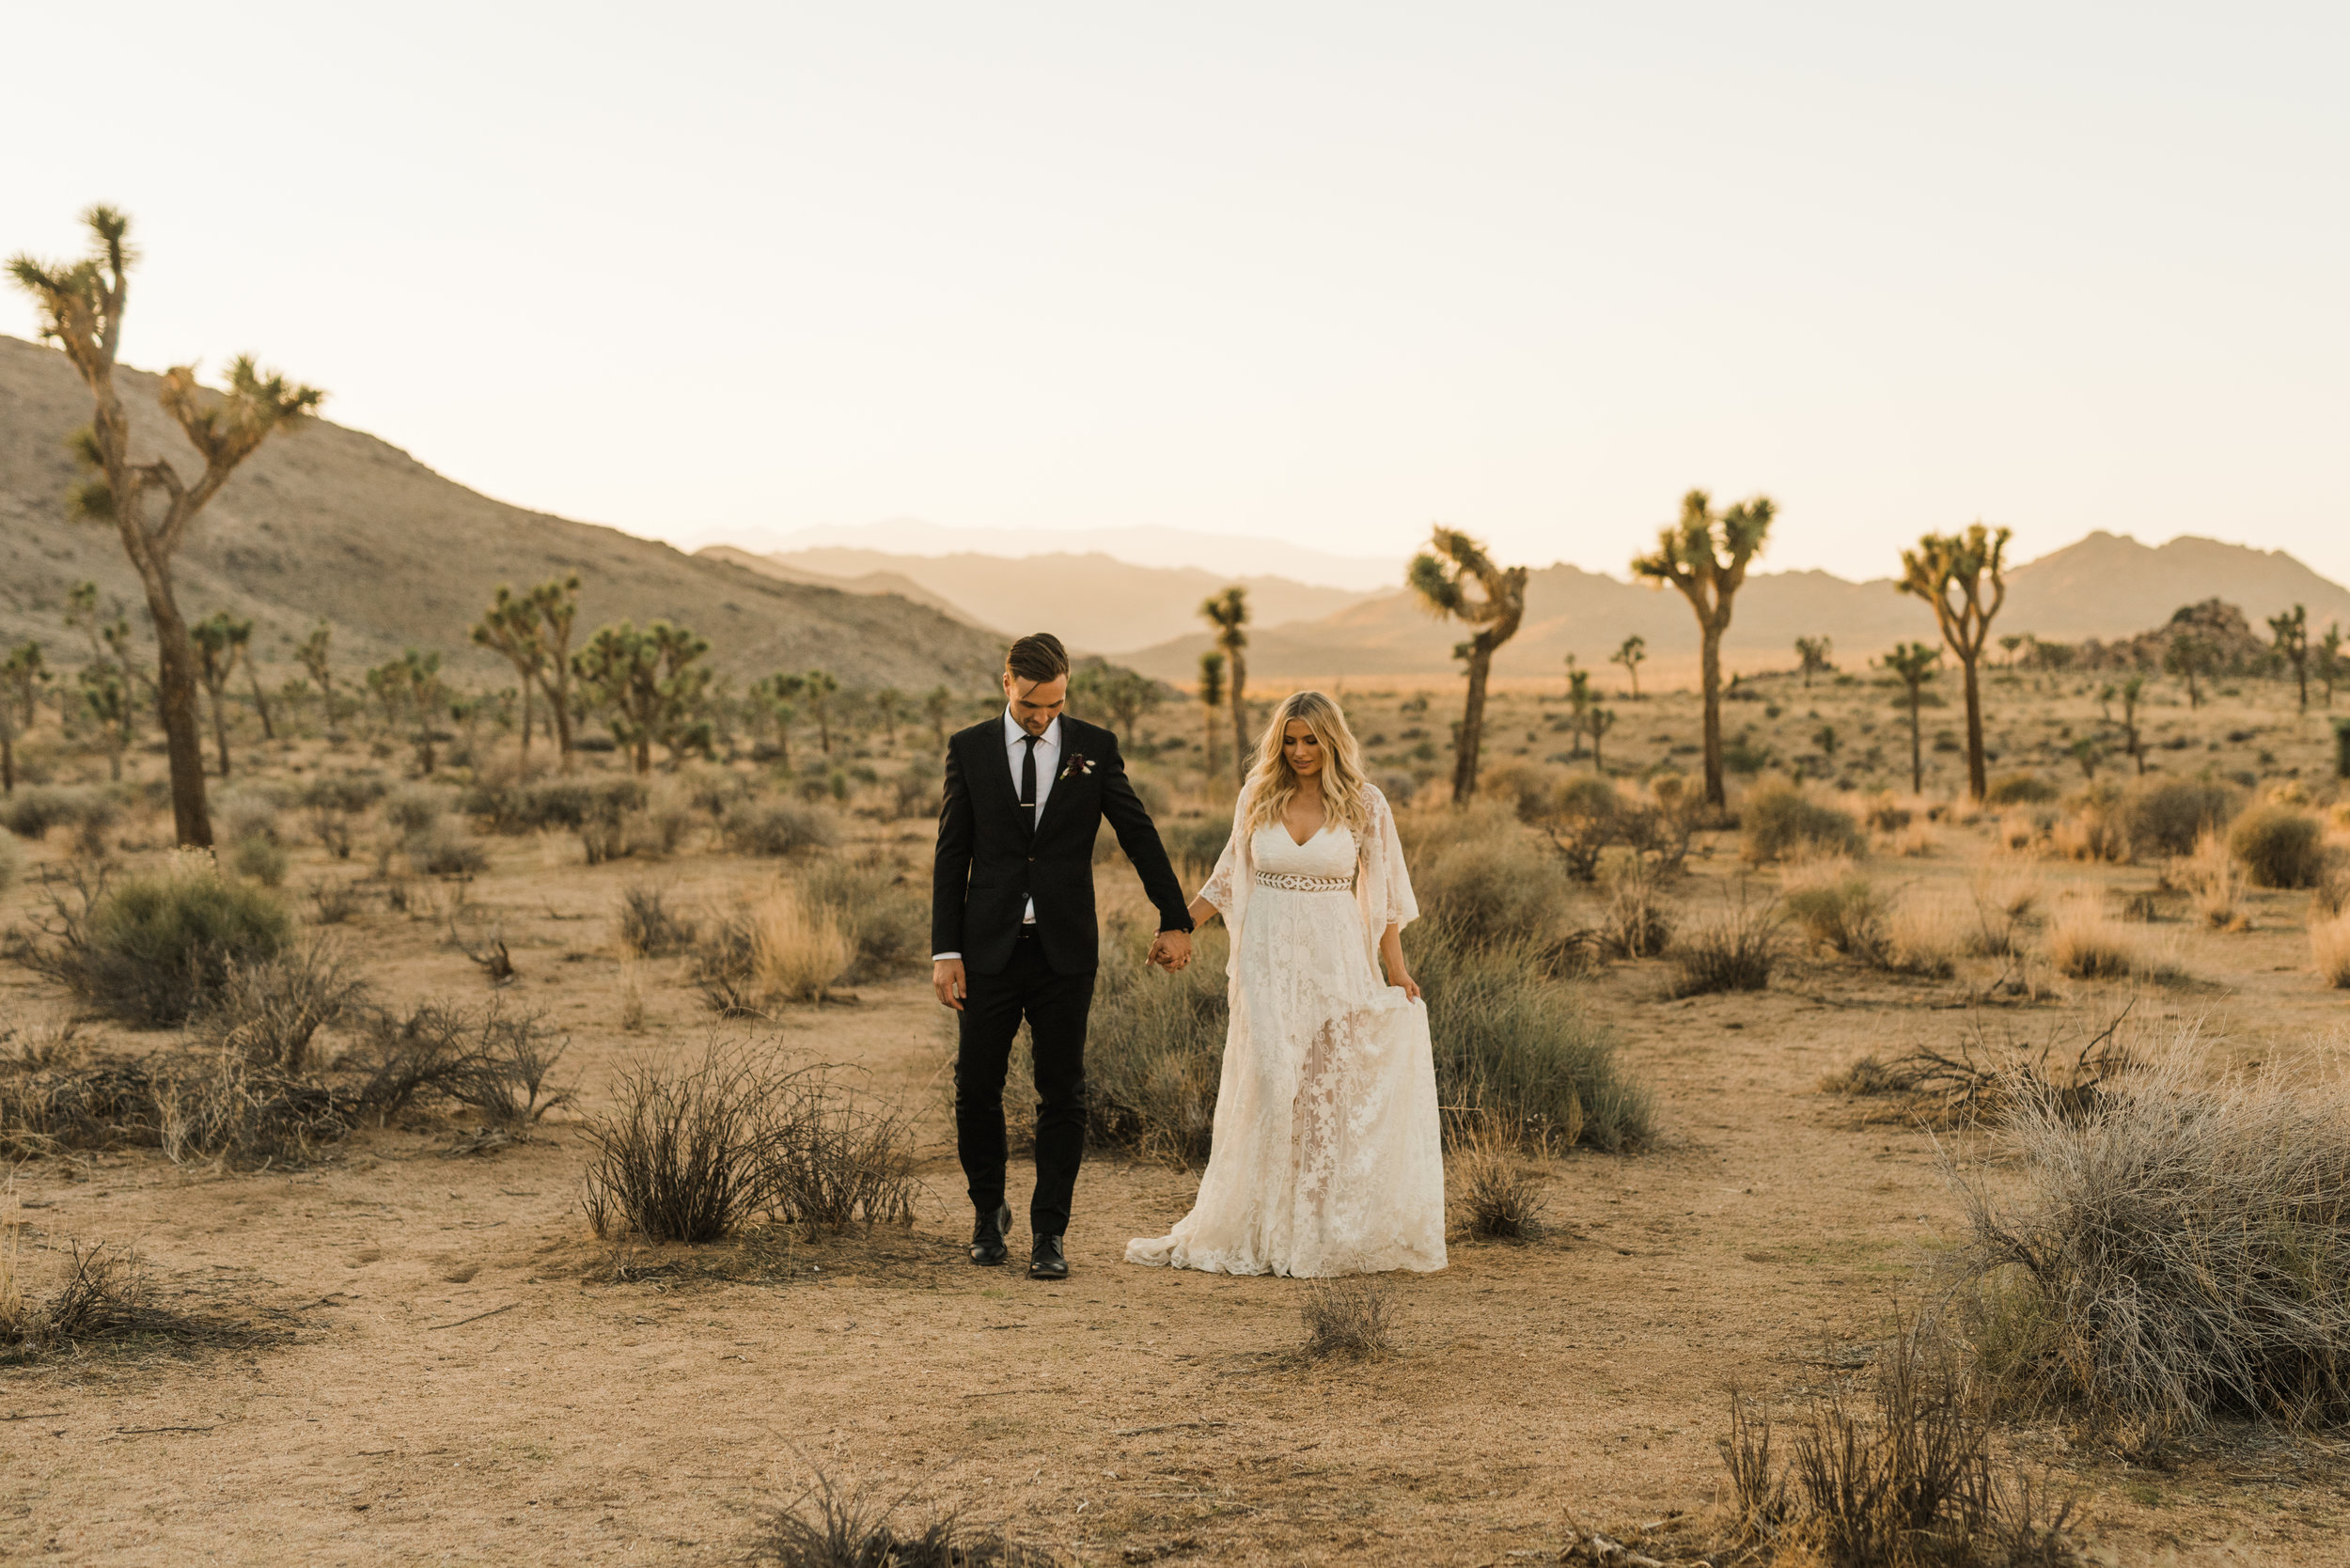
{"left": 1947, "top": 1040, "right": 2350, "bottom": 1451}
{"left": 1782, "top": 859, "right": 1887, "bottom": 962}
{"left": 2169, "top": 828, "right": 2250, "bottom": 931}
{"left": 617, "top": 882, "right": 698, "bottom": 956}
{"left": 579, "top": 1043, "right": 916, "bottom": 1244}
{"left": 2123, "top": 776, "right": 2240, "bottom": 858}
{"left": 746, "top": 1467, "right": 1053, "bottom": 1568}
{"left": 153, "top": 1054, "right": 349, "bottom": 1168}
{"left": 1668, "top": 889, "right": 1780, "bottom": 997}
{"left": 2313, "top": 910, "right": 2350, "bottom": 989}
{"left": 1299, "top": 1277, "right": 1399, "bottom": 1359}
{"left": 1716, "top": 1337, "right": 2075, "bottom": 1568}
{"left": 446, "top": 1005, "right": 575, "bottom": 1125}
{"left": 1880, "top": 898, "right": 1962, "bottom": 980}
{"left": 18, "top": 853, "right": 295, "bottom": 1027}
{"left": 1597, "top": 861, "right": 1673, "bottom": 960}
{"left": 404, "top": 821, "right": 489, "bottom": 877}
{"left": 2046, "top": 787, "right": 2127, "bottom": 864}
{"left": 2, "top": 1234, "right": 155, "bottom": 1359}
{"left": 2043, "top": 902, "right": 2180, "bottom": 983}
{"left": 1450, "top": 1117, "right": 1551, "bottom": 1241}
{"left": 0, "top": 785, "right": 124, "bottom": 856}
{"left": 1408, "top": 808, "right": 1575, "bottom": 944}
{"left": 185, "top": 943, "right": 368, "bottom": 1073}
{"left": 1058, "top": 922, "right": 1230, "bottom": 1163}
{"left": 1742, "top": 783, "right": 1866, "bottom": 866}
{"left": 2228, "top": 803, "right": 2329, "bottom": 888}
{"left": 1823, "top": 1012, "right": 2135, "bottom": 1130}
{"left": 695, "top": 886, "right": 854, "bottom": 1013}
{"left": 722, "top": 799, "right": 842, "bottom": 858}
{"left": 802, "top": 853, "right": 931, "bottom": 980}
{"left": 299, "top": 775, "right": 384, "bottom": 859}
{"left": 1963, "top": 875, "right": 2041, "bottom": 959}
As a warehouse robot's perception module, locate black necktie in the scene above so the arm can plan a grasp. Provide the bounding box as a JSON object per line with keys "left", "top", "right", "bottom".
{"left": 1019, "top": 733, "right": 1039, "bottom": 820}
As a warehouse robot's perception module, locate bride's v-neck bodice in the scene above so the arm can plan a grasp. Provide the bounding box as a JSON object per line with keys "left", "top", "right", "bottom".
{"left": 1249, "top": 822, "right": 1356, "bottom": 879}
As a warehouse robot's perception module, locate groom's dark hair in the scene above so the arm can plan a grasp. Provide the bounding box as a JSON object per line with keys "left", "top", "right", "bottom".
{"left": 1005, "top": 634, "right": 1070, "bottom": 683}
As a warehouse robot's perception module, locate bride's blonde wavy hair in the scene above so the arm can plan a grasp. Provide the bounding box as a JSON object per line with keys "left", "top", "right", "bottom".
{"left": 1241, "top": 690, "right": 1373, "bottom": 839}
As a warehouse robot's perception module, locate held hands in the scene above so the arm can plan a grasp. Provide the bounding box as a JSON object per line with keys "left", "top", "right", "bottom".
{"left": 1147, "top": 929, "right": 1194, "bottom": 972}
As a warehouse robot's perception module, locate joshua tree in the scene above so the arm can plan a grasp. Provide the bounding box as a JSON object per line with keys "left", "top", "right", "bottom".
{"left": 874, "top": 686, "right": 903, "bottom": 746}
{"left": 1998, "top": 634, "right": 2027, "bottom": 670}
{"left": 524, "top": 576, "right": 584, "bottom": 767}
{"left": 0, "top": 643, "right": 48, "bottom": 794}
{"left": 1610, "top": 635, "right": 1647, "bottom": 700}
{"left": 472, "top": 587, "right": 548, "bottom": 760}
{"left": 1813, "top": 723, "right": 1840, "bottom": 764}
{"left": 749, "top": 672, "right": 806, "bottom": 766}
{"left": 2117, "top": 675, "right": 2147, "bottom": 776}
{"left": 1197, "top": 651, "right": 1227, "bottom": 783}
{"left": 1093, "top": 667, "right": 1159, "bottom": 741}
{"left": 296, "top": 619, "right": 337, "bottom": 728}
{"left": 1199, "top": 588, "right": 1251, "bottom": 784}
{"left": 1631, "top": 489, "right": 1775, "bottom": 808}
{"left": 8, "top": 206, "right": 322, "bottom": 846}
{"left": 1880, "top": 641, "right": 1940, "bottom": 795}
{"left": 64, "top": 581, "right": 141, "bottom": 759}
{"left": 1586, "top": 704, "right": 1615, "bottom": 774}
{"left": 2164, "top": 634, "right": 2211, "bottom": 710}
{"left": 923, "top": 684, "right": 954, "bottom": 750}
{"left": 2321, "top": 625, "right": 2344, "bottom": 709}
{"left": 800, "top": 668, "right": 840, "bottom": 756}
{"left": 2268, "top": 604, "right": 2311, "bottom": 712}
{"left": 1897, "top": 523, "right": 2011, "bottom": 802}
{"left": 575, "top": 621, "right": 714, "bottom": 774}
{"left": 366, "top": 650, "right": 451, "bottom": 775}
{"left": 1564, "top": 655, "right": 1593, "bottom": 759}
{"left": 2070, "top": 737, "right": 2103, "bottom": 780}
{"left": 77, "top": 661, "right": 132, "bottom": 782}
{"left": 1407, "top": 528, "right": 1528, "bottom": 804}
{"left": 1794, "top": 635, "right": 1835, "bottom": 687}
{"left": 189, "top": 611, "right": 252, "bottom": 777}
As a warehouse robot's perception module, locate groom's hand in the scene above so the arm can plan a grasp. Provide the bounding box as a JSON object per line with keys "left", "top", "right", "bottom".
{"left": 932, "top": 958, "right": 967, "bottom": 1011}
{"left": 1148, "top": 929, "right": 1193, "bottom": 971}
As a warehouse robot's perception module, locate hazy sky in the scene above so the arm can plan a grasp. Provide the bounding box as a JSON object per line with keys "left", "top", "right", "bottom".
{"left": 7, "top": 3, "right": 2345, "bottom": 586}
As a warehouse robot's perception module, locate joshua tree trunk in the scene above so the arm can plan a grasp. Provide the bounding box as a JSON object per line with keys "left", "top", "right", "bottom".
{"left": 1228, "top": 650, "right": 1249, "bottom": 785}
{"left": 1698, "top": 617, "right": 1726, "bottom": 806}
{"left": 1453, "top": 650, "right": 1493, "bottom": 800}
{"left": 246, "top": 664, "right": 275, "bottom": 740}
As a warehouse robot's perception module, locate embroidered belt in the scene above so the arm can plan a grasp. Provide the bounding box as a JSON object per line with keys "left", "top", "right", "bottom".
{"left": 1254, "top": 870, "right": 1355, "bottom": 893}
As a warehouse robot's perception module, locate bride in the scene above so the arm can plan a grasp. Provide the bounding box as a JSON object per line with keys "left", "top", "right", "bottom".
{"left": 1126, "top": 690, "right": 1446, "bottom": 1278}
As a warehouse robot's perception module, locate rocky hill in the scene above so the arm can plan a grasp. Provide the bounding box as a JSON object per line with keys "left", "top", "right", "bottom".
{"left": 0, "top": 336, "right": 1004, "bottom": 689}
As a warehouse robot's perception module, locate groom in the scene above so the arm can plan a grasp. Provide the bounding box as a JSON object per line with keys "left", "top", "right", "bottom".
{"left": 932, "top": 633, "right": 1195, "bottom": 1280}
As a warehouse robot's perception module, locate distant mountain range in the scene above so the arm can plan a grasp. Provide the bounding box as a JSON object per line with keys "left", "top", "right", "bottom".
{"left": 700, "top": 544, "right": 1380, "bottom": 653}
{"left": 751, "top": 518, "right": 1404, "bottom": 592}
{"left": 1111, "top": 531, "right": 2350, "bottom": 683}
{"left": 0, "top": 337, "right": 1002, "bottom": 687}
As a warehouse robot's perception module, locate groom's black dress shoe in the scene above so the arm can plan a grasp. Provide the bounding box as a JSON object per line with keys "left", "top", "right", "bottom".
{"left": 971, "top": 1203, "right": 1013, "bottom": 1266}
{"left": 1028, "top": 1234, "right": 1069, "bottom": 1281}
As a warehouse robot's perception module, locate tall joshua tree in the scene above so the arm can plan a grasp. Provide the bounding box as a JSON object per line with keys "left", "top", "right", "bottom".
{"left": 1199, "top": 588, "right": 1251, "bottom": 784}
{"left": 1197, "top": 651, "right": 1227, "bottom": 785}
{"left": 1611, "top": 635, "right": 1647, "bottom": 700}
{"left": 1631, "top": 490, "right": 1775, "bottom": 808}
{"left": 8, "top": 207, "right": 322, "bottom": 846}
{"left": 1408, "top": 528, "right": 1528, "bottom": 805}
{"left": 1794, "top": 635, "right": 1835, "bottom": 687}
{"left": 2321, "top": 625, "right": 2344, "bottom": 710}
{"left": 296, "top": 619, "right": 337, "bottom": 728}
{"left": 575, "top": 621, "right": 714, "bottom": 774}
{"left": 525, "top": 576, "right": 583, "bottom": 768}
{"left": 1897, "top": 523, "right": 2011, "bottom": 803}
{"left": 189, "top": 611, "right": 252, "bottom": 777}
{"left": 472, "top": 586, "right": 548, "bottom": 760}
{"left": 1, "top": 643, "right": 48, "bottom": 794}
{"left": 1880, "top": 641, "right": 1940, "bottom": 794}
{"left": 2268, "top": 604, "right": 2310, "bottom": 713}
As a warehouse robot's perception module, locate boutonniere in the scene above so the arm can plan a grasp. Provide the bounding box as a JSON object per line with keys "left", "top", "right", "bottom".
{"left": 1059, "top": 752, "right": 1096, "bottom": 780}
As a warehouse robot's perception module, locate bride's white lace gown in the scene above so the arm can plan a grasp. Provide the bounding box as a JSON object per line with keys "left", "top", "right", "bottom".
{"left": 1125, "top": 785, "right": 1447, "bottom": 1277}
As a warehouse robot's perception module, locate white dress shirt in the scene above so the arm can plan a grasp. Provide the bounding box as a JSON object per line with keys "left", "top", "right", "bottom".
{"left": 932, "top": 710, "right": 1061, "bottom": 962}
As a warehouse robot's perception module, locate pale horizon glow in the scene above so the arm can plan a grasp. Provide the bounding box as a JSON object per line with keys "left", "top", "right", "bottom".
{"left": 7, "top": 3, "right": 2346, "bottom": 589}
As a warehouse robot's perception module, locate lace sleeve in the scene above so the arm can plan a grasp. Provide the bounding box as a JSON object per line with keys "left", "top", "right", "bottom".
{"left": 1371, "top": 788, "right": 1418, "bottom": 930}
{"left": 1195, "top": 790, "right": 1248, "bottom": 912}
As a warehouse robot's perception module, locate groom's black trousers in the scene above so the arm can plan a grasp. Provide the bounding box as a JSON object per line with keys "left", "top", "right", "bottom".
{"left": 954, "top": 929, "right": 1096, "bottom": 1238}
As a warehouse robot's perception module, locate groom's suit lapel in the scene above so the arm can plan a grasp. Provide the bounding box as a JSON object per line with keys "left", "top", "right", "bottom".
{"left": 969, "top": 726, "right": 1034, "bottom": 842}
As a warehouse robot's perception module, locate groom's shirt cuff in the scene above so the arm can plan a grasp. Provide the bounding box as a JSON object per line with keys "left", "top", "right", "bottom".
{"left": 932, "top": 951, "right": 961, "bottom": 962}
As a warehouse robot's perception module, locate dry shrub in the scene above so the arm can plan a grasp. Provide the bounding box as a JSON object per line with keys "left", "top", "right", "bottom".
{"left": 1415, "top": 924, "right": 1652, "bottom": 1152}
{"left": 1742, "top": 783, "right": 1866, "bottom": 866}
{"left": 0, "top": 785, "right": 122, "bottom": 855}
{"left": 1963, "top": 874, "right": 2041, "bottom": 959}
{"left": 1718, "top": 1335, "right": 2075, "bottom": 1568}
{"left": 307, "top": 878, "right": 364, "bottom": 924}
{"left": 1882, "top": 898, "right": 1962, "bottom": 980}
{"left": 185, "top": 943, "right": 368, "bottom": 1074}
{"left": 695, "top": 887, "right": 854, "bottom": 1014}
{"left": 1300, "top": 1277, "right": 1398, "bottom": 1359}
{"left": 1451, "top": 1117, "right": 1551, "bottom": 1240}
{"left": 381, "top": 784, "right": 445, "bottom": 837}
{"left": 344, "top": 1001, "right": 494, "bottom": 1123}
{"left": 2, "top": 1237, "right": 152, "bottom": 1355}
{"left": 1669, "top": 888, "right": 1780, "bottom": 997}
{"left": 1782, "top": 859, "right": 1886, "bottom": 962}
{"left": 446, "top": 1005, "right": 574, "bottom": 1124}
{"left": 619, "top": 955, "right": 649, "bottom": 1032}
{"left": 1407, "top": 805, "right": 1575, "bottom": 944}
{"left": 579, "top": 1043, "right": 916, "bottom": 1244}
{"left": 1985, "top": 772, "right": 2060, "bottom": 807}
{"left": 20, "top": 853, "right": 295, "bottom": 1027}
{"left": 0, "top": 1056, "right": 157, "bottom": 1156}
{"left": 723, "top": 799, "right": 842, "bottom": 858}
{"left": 2311, "top": 911, "right": 2350, "bottom": 990}
{"left": 1947, "top": 1038, "right": 2350, "bottom": 1450}
{"left": 227, "top": 835, "right": 290, "bottom": 887}
{"left": 747, "top": 1466, "right": 1050, "bottom": 1568}
{"left": 300, "top": 775, "right": 384, "bottom": 858}
{"left": 1823, "top": 1011, "right": 2134, "bottom": 1130}
{"left": 154, "top": 1055, "right": 349, "bottom": 1168}
{"left": 2047, "top": 787, "right": 2127, "bottom": 863}
{"left": 1597, "top": 862, "right": 1673, "bottom": 960}
{"left": 618, "top": 882, "right": 698, "bottom": 956}
{"left": 2166, "top": 828, "right": 2248, "bottom": 931}
{"left": 2228, "top": 803, "right": 2328, "bottom": 888}
{"left": 0, "top": 832, "right": 18, "bottom": 894}
{"left": 802, "top": 853, "right": 931, "bottom": 980}
{"left": 2123, "top": 776, "right": 2239, "bottom": 858}
{"left": 2044, "top": 902, "right": 2179, "bottom": 982}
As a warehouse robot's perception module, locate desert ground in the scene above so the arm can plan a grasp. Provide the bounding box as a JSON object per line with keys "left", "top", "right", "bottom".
{"left": 4, "top": 666, "right": 2348, "bottom": 1566}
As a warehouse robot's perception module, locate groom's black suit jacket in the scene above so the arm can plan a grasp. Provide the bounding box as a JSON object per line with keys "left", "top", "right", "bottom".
{"left": 932, "top": 715, "right": 1192, "bottom": 977}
